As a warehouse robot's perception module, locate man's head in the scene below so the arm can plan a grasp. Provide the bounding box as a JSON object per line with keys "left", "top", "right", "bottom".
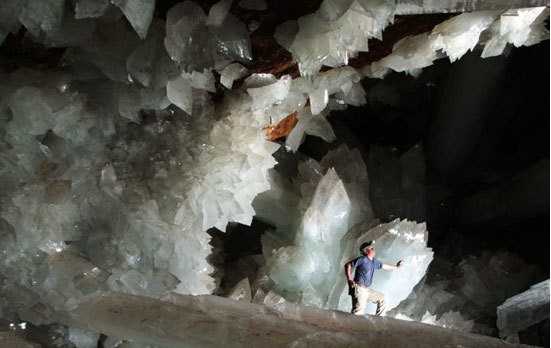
{"left": 359, "top": 240, "right": 376, "bottom": 257}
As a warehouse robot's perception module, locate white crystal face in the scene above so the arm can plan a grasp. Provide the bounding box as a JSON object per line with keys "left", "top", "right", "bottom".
{"left": 112, "top": 0, "right": 155, "bottom": 39}
{"left": 220, "top": 63, "right": 249, "bottom": 89}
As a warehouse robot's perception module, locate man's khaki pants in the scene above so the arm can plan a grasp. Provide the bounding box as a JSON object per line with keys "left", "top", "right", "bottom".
{"left": 351, "top": 285, "right": 385, "bottom": 316}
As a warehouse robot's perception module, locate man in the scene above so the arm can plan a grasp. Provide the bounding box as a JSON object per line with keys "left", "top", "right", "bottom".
{"left": 344, "top": 240, "right": 403, "bottom": 316}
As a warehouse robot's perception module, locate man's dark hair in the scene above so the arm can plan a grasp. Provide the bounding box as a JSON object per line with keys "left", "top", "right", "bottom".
{"left": 359, "top": 240, "right": 375, "bottom": 252}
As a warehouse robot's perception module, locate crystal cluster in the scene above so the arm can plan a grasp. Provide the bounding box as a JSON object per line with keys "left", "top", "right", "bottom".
{"left": 253, "top": 145, "right": 433, "bottom": 315}
{"left": 275, "top": 0, "right": 396, "bottom": 76}
{"left": 391, "top": 251, "right": 543, "bottom": 335}
{"left": 0, "top": 0, "right": 155, "bottom": 46}
{"left": 364, "top": 7, "right": 549, "bottom": 78}
{"left": 0, "top": 0, "right": 277, "bottom": 327}
{"left": 245, "top": 67, "right": 366, "bottom": 152}
{"left": 481, "top": 7, "right": 549, "bottom": 58}
{"left": 253, "top": 145, "right": 373, "bottom": 307}
{"left": 395, "top": 310, "right": 475, "bottom": 333}
{"left": 164, "top": 0, "right": 252, "bottom": 71}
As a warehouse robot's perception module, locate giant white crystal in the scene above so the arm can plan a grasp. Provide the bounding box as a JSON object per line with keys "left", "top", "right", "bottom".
{"left": 266, "top": 168, "right": 352, "bottom": 306}
{"left": 255, "top": 145, "right": 375, "bottom": 308}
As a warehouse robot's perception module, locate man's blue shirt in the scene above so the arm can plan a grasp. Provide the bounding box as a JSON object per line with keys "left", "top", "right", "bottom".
{"left": 352, "top": 256, "right": 382, "bottom": 287}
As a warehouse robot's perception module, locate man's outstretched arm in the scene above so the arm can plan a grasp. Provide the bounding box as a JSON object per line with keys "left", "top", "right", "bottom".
{"left": 382, "top": 260, "right": 403, "bottom": 271}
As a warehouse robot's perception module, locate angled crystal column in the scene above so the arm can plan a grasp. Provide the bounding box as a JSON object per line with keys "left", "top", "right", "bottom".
{"left": 497, "top": 279, "right": 550, "bottom": 340}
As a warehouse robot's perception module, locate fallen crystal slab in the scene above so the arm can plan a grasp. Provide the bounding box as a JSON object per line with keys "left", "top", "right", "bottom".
{"left": 497, "top": 279, "right": 550, "bottom": 339}
{"left": 61, "top": 292, "right": 529, "bottom": 348}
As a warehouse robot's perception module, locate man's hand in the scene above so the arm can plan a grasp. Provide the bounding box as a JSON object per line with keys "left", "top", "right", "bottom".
{"left": 347, "top": 280, "right": 355, "bottom": 295}
{"left": 396, "top": 260, "right": 403, "bottom": 268}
